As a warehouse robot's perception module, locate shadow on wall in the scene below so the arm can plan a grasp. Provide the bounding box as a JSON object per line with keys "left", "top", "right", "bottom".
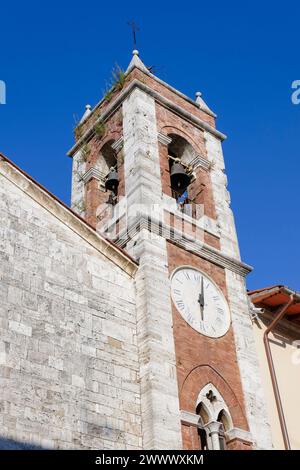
{"left": 0, "top": 436, "right": 45, "bottom": 450}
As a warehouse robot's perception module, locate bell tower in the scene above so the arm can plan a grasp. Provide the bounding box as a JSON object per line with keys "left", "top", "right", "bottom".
{"left": 68, "top": 50, "right": 273, "bottom": 450}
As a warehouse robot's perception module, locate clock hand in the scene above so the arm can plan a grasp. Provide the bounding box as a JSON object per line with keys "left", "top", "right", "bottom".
{"left": 198, "top": 276, "right": 205, "bottom": 321}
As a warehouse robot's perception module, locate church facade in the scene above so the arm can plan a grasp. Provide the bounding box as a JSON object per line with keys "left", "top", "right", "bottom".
{"left": 0, "top": 51, "right": 299, "bottom": 450}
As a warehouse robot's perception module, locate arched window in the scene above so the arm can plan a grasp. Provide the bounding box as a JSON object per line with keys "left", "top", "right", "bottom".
{"left": 196, "top": 403, "right": 209, "bottom": 450}
{"left": 217, "top": 409, "right": 231, "bottom": 432}
{"left": 167, "top": 134, "right": 196, "bottom": 205}
{"left": 217, "top": 410, "right": 231, "bottom": 450}
{"left": 196, "top": 401, "right": 210, "bottom": 424}
{"left": 97, "top": 140, "right": 117, "bottom": 177}
{"left": 195, "top": 383, "right": 233, "bottom": 450}
{"left": 167, "top": 133, "right": 197, "bottom": 165}
{"left": 96, "top": 140, "right": 118, "bottom": 204}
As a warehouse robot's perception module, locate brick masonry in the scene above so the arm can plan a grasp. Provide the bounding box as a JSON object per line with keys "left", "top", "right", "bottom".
{"left": 167, "top": 244, "right": 250, "bottom": 438}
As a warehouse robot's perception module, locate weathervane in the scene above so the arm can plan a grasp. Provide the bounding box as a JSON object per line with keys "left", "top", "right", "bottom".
{"left": 127, "top": 20, "right": 139, "bottom": 50}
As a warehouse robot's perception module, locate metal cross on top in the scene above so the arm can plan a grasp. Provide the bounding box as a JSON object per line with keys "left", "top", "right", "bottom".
{"left": 127, "top": 20, "right": 140, "bottom": 50}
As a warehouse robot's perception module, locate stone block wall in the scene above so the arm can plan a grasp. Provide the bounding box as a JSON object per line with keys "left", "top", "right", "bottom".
{"left": 0, "top": 167, "right": 141, "bottom": 449}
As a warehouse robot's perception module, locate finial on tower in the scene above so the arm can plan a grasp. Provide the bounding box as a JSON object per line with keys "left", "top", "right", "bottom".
{"left": 195, "top": 91, "right": 202, "bottom": 104}
{"left": 79, "top": 104, "right": 92, "bottom": 123}
{"left": 126, "top": 48, "right": 148, "bottom": 74}
{"left": 194, "top": 91, "right": 215, "bottom": 116}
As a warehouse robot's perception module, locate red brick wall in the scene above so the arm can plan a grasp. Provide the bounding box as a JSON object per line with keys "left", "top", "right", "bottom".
{"left": 167, "top": 242, "right": 250, "bottom": 450}
{"left": 181, "top": 423, "right": 201, "bottom": 450}
{"left": 156, "top": 104, "right": 207, "bottom": 155}
{"left": 226, "top": 439, "right": 252, "bottom": 450}
{"left": 84, "top": 110, "right": 123, "bottom": 228}
{"left": 127, "top": 68, "right": 216, "bottom": 128}
{"left": 159, "top": 141, "right": 172, "bottom": 197}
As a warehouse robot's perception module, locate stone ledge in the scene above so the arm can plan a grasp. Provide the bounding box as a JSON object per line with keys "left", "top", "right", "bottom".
{"left": 82, "top": 167, "right": 106, "bottom": 185}
{"left": 180, "top": 410, "right": 199, "bottom": 426}
{"left": 111, "top": 137, "right": 124, "bottom": 153}
{"left": 157, "top": 133, "right": 172, "bottom": 146}
{"left": 190, "top": 154, "right": 211, "bottom": 171}
{"left": 225, "top": 427, "right": 254, "bottom": 445}
{"left": 113, "top": 214, "right": 252, "bottom": 277}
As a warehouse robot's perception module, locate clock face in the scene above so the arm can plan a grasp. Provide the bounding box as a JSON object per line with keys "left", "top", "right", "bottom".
{"left": 170, "top": 267, "right": 231, "bottom": 338}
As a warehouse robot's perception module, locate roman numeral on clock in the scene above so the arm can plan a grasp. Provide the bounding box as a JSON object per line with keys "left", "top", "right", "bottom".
{"left": 176, "top": 300, "right": 185, "bottom": 310}
{"left": 173, "top": 289, "right": 181, "bottom": 296}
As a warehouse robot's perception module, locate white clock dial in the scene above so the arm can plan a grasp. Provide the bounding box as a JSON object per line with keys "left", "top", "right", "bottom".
{"left": 170, "top": 267, "right": 231, "bottom": 338}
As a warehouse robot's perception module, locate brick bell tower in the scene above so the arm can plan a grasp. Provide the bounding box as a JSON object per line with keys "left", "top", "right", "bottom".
{"left": 68, "top": 50, "right": 273, "bottom": 450}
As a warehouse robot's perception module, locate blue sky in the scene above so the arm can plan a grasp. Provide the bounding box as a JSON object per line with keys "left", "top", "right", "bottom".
{"left": 0, "top": 1, "right": 299, "bottom": 290}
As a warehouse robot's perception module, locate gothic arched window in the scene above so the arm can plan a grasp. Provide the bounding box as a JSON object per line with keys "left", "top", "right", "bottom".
{"left": 195, "top": 383, "right": 233, "bottom": 450}
{"left": 196, "top": 403, "right": 209, "bottom": 450}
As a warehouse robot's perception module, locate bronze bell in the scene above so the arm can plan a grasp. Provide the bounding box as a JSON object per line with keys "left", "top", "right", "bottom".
{"left": 105, "top": 167, "right": 119, "bottom": 192}
{"left": 170, "top": 161, "right": 191, "bottom": 192}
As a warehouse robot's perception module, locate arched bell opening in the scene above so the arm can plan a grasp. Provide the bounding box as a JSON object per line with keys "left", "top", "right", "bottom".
{"left": 167, "top": 134, "right": 195, "bottom": 207}
{"left": 98, "top": 140, "right": 119, "bottom": 205}
{"left": 97, "top": 140, "right": 117, "bottom": 175}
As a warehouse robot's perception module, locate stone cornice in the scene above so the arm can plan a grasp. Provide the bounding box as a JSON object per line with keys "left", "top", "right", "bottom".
{"left": 190, "top": 154, "right": 211, "bottom": 171}
{"left": 113, "top": 214, "right": 252, "bottom": 277}
{"left": 111, "top": 136, "right": 124, "bottom": 153}
{"left": 225, "top": 427, "right": 253, "bottom": 445}
{"left": 157, "top": 132, "right": 172, "bottom": 146}
{"left": 67, "top": 79, "right": 226, "bottom": 157}
{"left": 81, "top": 167, "right": 106, "bottom": 185}
{"left": 180, "top": 410, "right": 199, "bottom": 427}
